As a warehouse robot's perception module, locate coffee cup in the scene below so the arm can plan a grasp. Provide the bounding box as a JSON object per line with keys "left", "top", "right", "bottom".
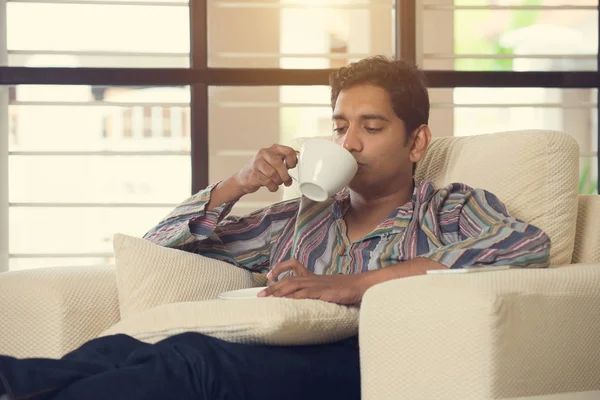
{"left": 288, "top": 138, "right": 358, "bottom": 202}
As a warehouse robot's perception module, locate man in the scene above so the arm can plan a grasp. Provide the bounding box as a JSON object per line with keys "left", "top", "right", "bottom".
{"left": 0, "top": 56, "right": 551, "bottom": 400}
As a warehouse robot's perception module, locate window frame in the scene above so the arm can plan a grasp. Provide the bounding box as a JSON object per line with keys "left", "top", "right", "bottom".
{"left": 1, "top": 0, "right": 8, "bottom": 272}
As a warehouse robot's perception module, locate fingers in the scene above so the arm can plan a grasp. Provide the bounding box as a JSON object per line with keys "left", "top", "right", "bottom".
{"left": 258, "top": 277, "right": 307, "bottom": 298}
{"left": 238, "top": 144, "right": 298, "bottom": 194}
{"left": 255, "top": 169, "right": 279, "bottom": 192}
{"left": 266, "top": 259, "right": 310, "bottom": 281}
{"left": 259, "top": 260, "right": 315, "bottom": 298}
{"left": 249, "top": 166, "right": 278, "bottom": 193}
{"left": 266, "top": 259, "right": 296, "bottom": 281}
{"left": 262, "top": 147, "right": 295, "bottom": 187}
{"left": 273, "top": 144, "right": 299, "bottom": 170}
{"left": 255, "top": 159, "right": 283, "bottom": 187}
{"left": 285, "top": 288, "right": 314, "bottom": 299}
{"left": 267, "top": 259, "right": 294, "bottom": 279}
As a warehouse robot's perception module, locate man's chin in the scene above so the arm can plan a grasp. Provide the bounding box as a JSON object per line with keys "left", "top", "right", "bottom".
{"left": 347, "top": 177, "right": 369, "bottom": 192}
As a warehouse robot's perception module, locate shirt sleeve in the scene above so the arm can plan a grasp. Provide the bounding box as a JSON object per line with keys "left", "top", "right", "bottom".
{"left": 418, "top": 183, "right": 552, "bottom": 269}
{"left": 143, "top": 184, "right": 298, "bottom": 272}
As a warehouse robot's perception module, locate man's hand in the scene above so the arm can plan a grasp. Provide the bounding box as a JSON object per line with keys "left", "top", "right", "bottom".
{"left": 259, "top": 259, "right": 368, "bottom": 305}
{"left": 235, "top": 144, "right": 298, "bottom": 194}
{"left": 258, "top": 257, "right": 448, "bottom": 305}
{"left": 266, "top": 259, "right": 314, "bottom": 281}
{"left": 206, "top": 144, "right": 297, "bottom": 209}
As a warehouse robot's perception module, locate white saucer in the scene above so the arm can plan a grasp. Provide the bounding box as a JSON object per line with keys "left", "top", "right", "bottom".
{"left": 218, "top": 287, "right": 267, "bottom": 300}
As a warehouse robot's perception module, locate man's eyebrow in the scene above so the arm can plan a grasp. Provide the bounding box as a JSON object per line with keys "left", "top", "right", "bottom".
{"left": 360, "top": 113, "right": 389, "bottom": 122}
{"left": 332, "top": 113, "right": 390, "bottom": 122}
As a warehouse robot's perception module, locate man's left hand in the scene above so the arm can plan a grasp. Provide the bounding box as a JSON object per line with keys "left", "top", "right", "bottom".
{"left": 258, "top": 273, "right": 369, "bottom": 305}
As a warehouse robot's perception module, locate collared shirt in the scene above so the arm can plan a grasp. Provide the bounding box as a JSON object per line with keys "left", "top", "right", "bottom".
{"left": 143, "top": 181, "right": 551, "bottom": 274}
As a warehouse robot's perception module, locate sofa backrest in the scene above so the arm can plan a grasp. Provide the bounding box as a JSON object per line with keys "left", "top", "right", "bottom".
{"left": 288, "top": 130, "right": 580, "bottom": 266}
{"left": 414, "top": 130, "right": 579, "bottom": 266}
{"left": 572, "top": 195, "right": 600, "bottom": 264}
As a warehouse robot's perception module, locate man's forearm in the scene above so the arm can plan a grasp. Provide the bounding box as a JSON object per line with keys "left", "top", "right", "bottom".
{"left": 206, "top": 175, "right": 246, "bottom": 210}
{"left": 360, "top": 257, "right": 447, "bottom": 289}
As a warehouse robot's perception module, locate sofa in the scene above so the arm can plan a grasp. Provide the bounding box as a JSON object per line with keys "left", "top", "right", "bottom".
{"left": 1, "top": 130, "right": 599, "bottom": 399}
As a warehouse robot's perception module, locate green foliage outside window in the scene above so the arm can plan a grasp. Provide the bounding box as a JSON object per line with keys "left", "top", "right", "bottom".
{"left": 454, "top": 0, "right": 597, "bottom": 194}
{"left": 454, "top": 0, "right": 541, "bottom": 71}
{"left": 580, "top": 158, "right": 599, "bottom": 195}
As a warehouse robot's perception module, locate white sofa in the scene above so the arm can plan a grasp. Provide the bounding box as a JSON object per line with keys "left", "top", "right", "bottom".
{"left": 1, "top": 130, "right": 599, "bottom": 399}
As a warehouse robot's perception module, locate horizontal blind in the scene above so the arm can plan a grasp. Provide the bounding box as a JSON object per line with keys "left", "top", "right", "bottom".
{"left": 4, "top": 0, "right": 192, "bottom": 270}
{"left": 419, "top": 0, "right": 598, "bottom": 194}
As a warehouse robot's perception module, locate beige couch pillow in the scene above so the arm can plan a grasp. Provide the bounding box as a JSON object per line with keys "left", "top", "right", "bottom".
{"left": 113, "top": 233, "right": 256, "bottom": 319}
{"left": 100, "top": 298, "right": 359, "bottom": 346}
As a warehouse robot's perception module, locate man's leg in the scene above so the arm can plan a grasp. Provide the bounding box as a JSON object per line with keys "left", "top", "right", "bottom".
{"left": 0, "top": 334, "right": 150, "bottom": 400}
{"left": 146, "top": 333, "right": 361, "bottom": 400}
{"left": 0, "top": 332, "right": 361, "bottom": 400}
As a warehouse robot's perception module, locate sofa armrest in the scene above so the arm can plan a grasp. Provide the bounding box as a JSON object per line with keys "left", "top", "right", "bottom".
{"left": 359, "top": 264, "right": 600, "bottom": 400}
{"left": 0, "top": 265, "right": 119, "bottom": 359}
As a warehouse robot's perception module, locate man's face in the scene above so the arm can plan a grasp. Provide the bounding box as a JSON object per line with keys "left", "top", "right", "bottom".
{"left": 332, "top": 84, "right": 416, "bottom": 194}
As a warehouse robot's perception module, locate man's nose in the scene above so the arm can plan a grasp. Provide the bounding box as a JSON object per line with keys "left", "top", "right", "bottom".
{"left": 341, "top": 128, "right": 362, "bottom": 153}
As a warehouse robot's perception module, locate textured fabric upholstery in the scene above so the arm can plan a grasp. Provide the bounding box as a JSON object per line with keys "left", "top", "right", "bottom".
{"left": 360, "top": 265, "right": 600, "bottom": 400}
{"left": 500, "top": 390, "right": 600, "bottom": 400}
{"left": 109, "top": 234, "right": 359, "bottom": 346}
{"left": 414, "top": 130, "right": 579, "bottom": 266}
{"left": 114, "top": 233, "right": 256, "bottom": 318}
{"left": 100, "top": 298, "right": 359, "bottom": 346}
{"left": 252, "top": 272, "right": 268, "bottom": 287}
{"left": 0, "top": 265, "right": 119, "bottom": 358}
{"left": 572, "top": 195, "right": 600, "bottom": 264}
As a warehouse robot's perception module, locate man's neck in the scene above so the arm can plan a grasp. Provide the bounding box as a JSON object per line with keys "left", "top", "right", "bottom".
{"left": 347, "top": 181, "right": 415, "bottom": 220}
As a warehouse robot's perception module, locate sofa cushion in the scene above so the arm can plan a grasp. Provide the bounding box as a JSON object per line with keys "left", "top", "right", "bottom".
{"left": 99, "top": 297, "right": 359, "bottom": 346}
{"left": 113, "top": 233, "right": 256, "bottom": 319}
{"left": 414, "top": 130, "right": 579, "bottom": 266}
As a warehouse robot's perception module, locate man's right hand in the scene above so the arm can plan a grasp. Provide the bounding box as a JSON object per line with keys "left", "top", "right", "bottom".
{"left": 234, "top": 144, "right": 298, "bottom": 194}
{"left": 206, "top": 144, "right": 298, "bottom": 210}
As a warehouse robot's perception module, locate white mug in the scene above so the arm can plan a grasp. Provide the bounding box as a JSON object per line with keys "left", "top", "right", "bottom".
{"left": 289, "top": 138, "right": 358, "bottom": 202}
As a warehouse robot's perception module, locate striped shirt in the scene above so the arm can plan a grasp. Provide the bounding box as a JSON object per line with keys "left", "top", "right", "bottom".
{"left": 143, "top": 181, "right": 551, "bottom": 274}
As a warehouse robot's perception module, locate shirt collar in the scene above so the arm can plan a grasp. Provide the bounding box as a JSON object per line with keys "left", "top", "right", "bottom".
{"left": 331, "top": 181, "right": 419, "bottom": 229}
{"left": 332, "top": 188, "right": 351, "bottom": 219}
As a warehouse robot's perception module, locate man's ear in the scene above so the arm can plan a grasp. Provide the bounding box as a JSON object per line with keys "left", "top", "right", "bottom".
{"left": 409, "top": 125, "right": 431, "bottom": 164}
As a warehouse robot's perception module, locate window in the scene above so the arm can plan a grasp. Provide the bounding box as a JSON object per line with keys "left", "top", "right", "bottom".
{"left": 7, "top": 1, "right": 190, "bottom": 68}
{"left": 6, "top": 84, "right": 191, "bottom": 270}
{"left": 207, "top": 0, "right": 395, "bottom": 68}
{"left": 1, "top": 0, "right": 598, "bottom": 272}
{"left": 2, "top": 0, "right": 192, "bottom": 271}
{"left": 421, "top": 0, "right": 597, "bottom": 71}
{"left": 420, "top": 0, "right": 598, "bottom": 194}
{"left": 205, "top": 0, "right": 396, "bottom": 211}
{"left": 209, "top": 85, "right": 334, "bottom": 214}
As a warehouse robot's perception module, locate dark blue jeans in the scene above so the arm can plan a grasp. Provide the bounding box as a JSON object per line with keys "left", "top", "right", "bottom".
{"left": 0, "top": 332, "right": 360, "bottom": 400}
